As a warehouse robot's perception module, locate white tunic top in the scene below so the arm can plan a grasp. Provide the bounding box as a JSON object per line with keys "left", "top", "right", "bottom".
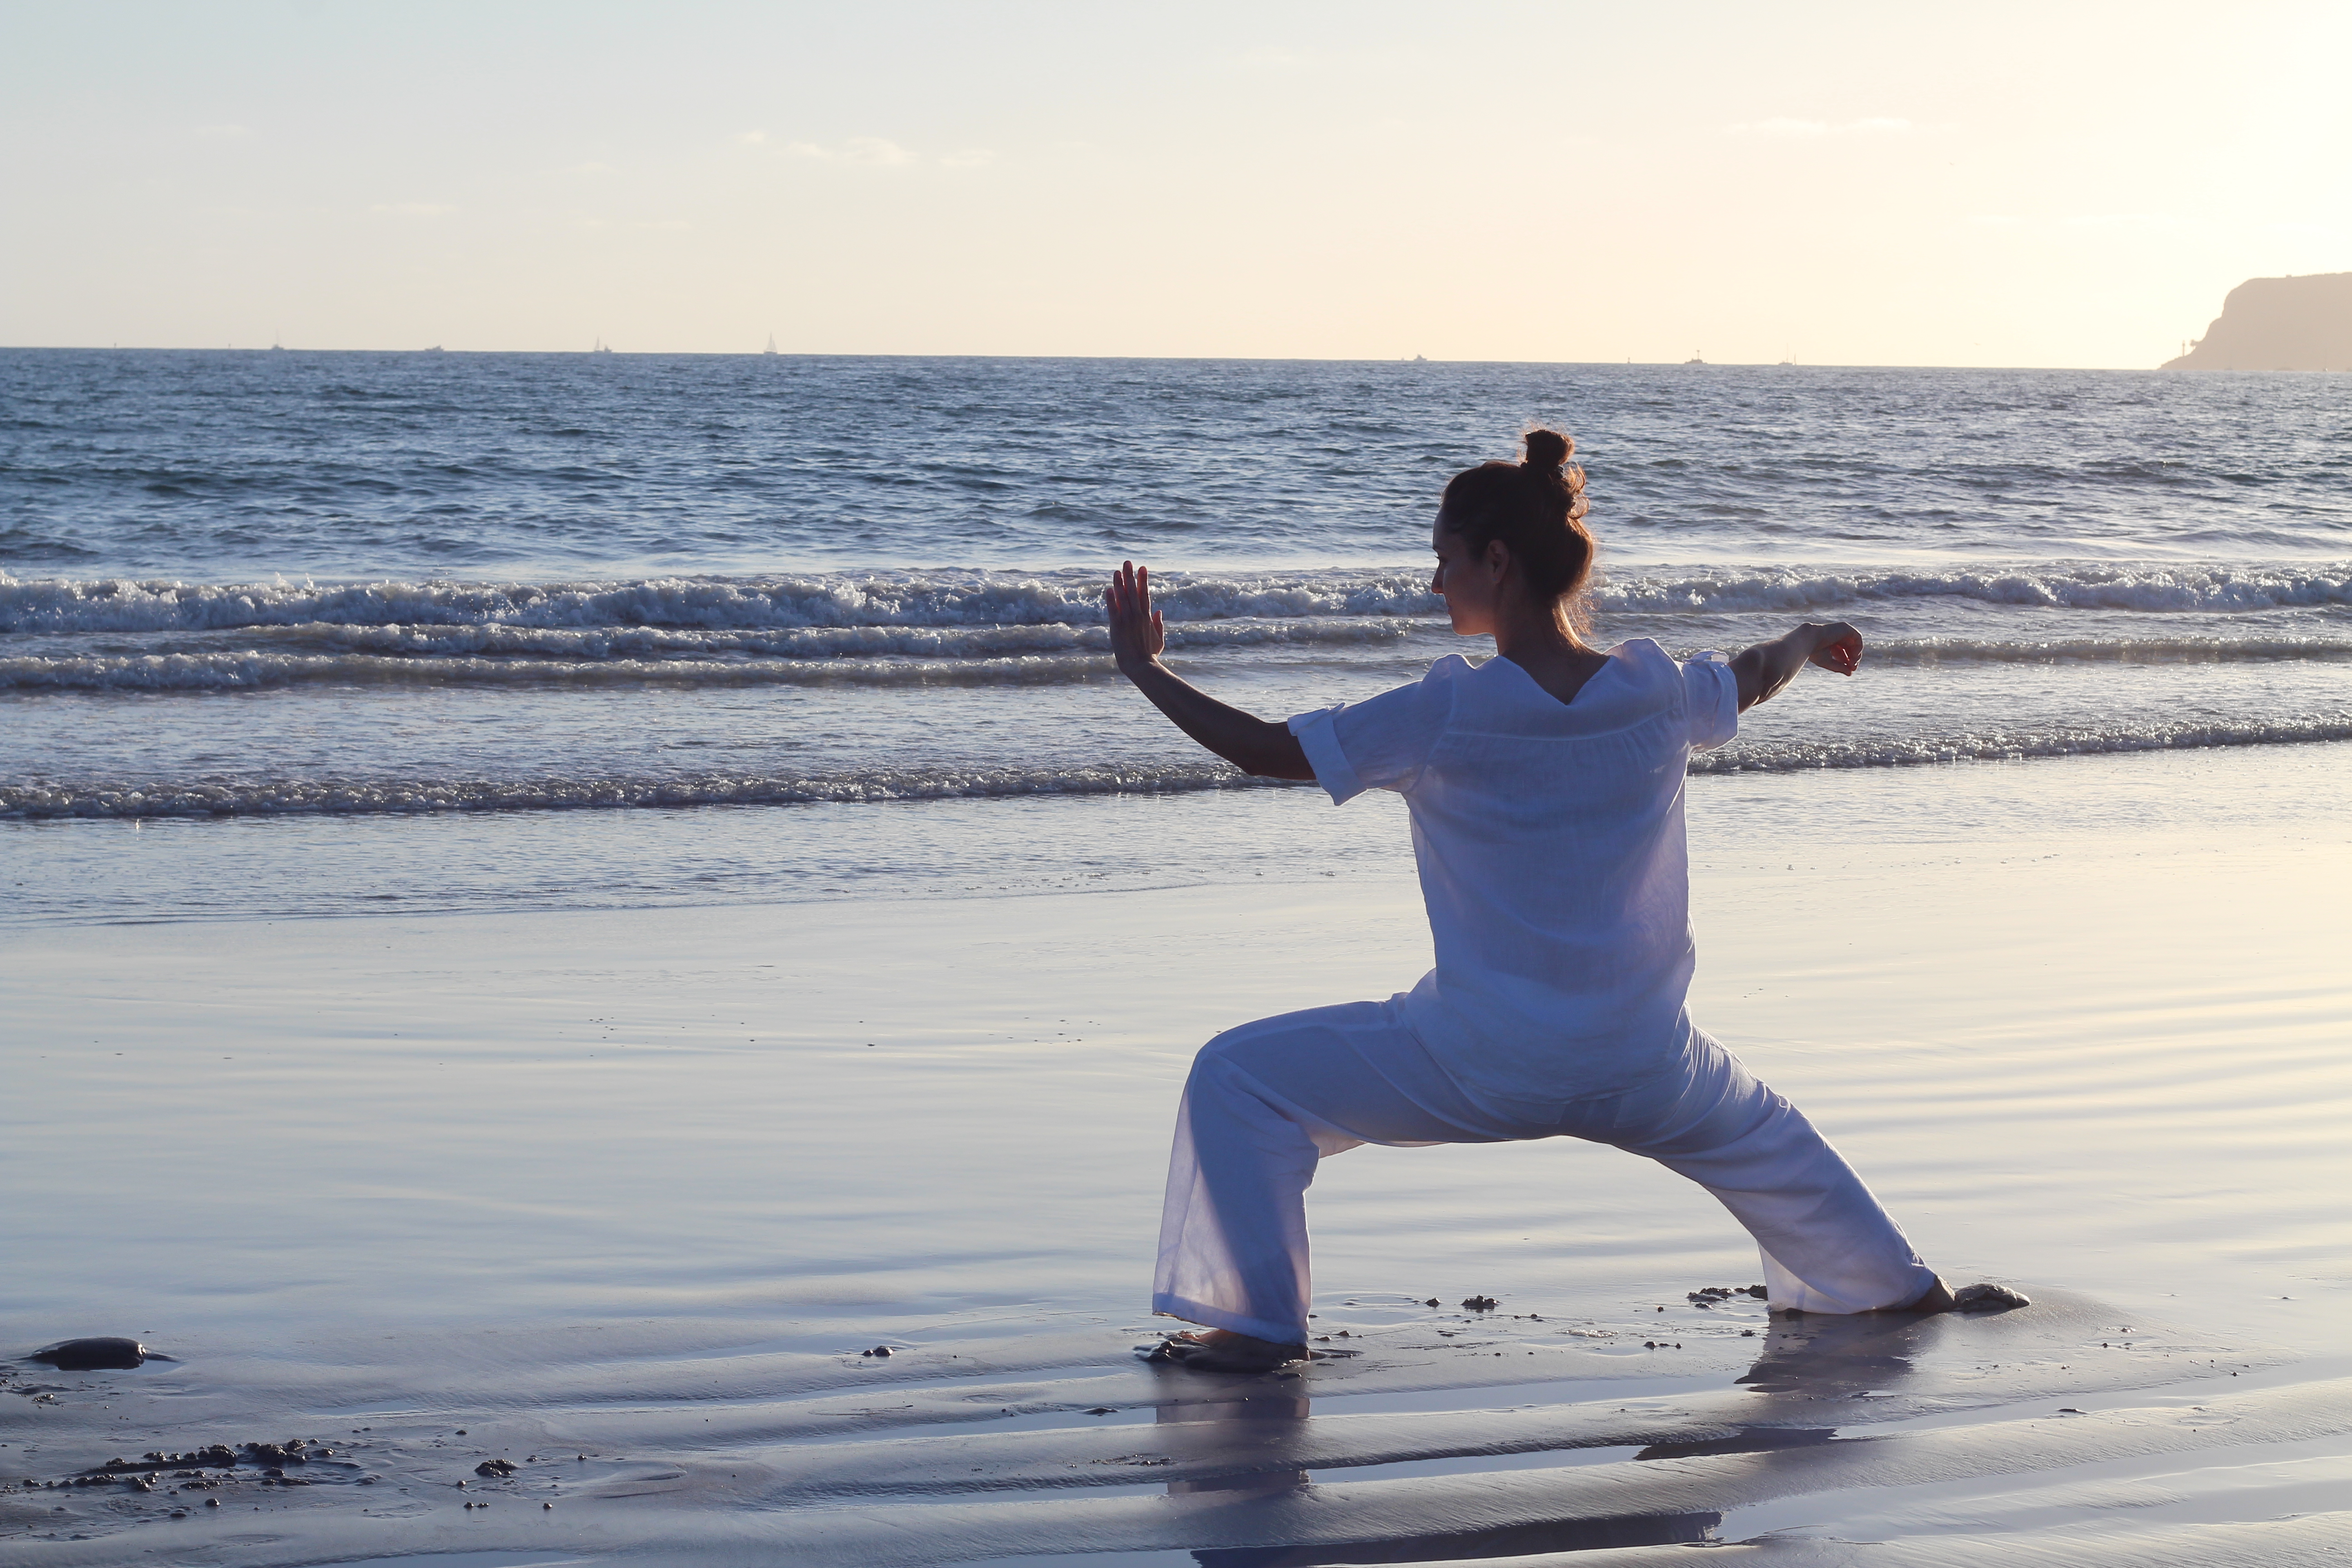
{"left": 1288, "top": 638, "right": 1739, "bottom": 1117}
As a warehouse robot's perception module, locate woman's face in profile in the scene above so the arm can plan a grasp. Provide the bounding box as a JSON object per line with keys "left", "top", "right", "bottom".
{"left": 1430, "top": 514, "right": 1504, "bottom": 637}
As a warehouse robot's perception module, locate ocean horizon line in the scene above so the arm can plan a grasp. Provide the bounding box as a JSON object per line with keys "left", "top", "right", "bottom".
{"left": 9, "top": 342, "right": 2331, "bottom": 372}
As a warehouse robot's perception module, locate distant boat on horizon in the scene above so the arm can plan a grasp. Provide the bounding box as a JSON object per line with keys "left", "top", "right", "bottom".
{"left": 421, "top": 345, "right": 444, "bottom": 353}
{"left": 1684, "top": 351, "right": 1705, "bottom": 365}
{"left": 763, "top": 334, "right": 778, "bottom": 356}
{"left": 591, "top": 337, "right": 614, "bottom": 355}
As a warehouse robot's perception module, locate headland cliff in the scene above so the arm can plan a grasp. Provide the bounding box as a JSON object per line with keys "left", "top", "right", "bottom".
{"left": 2163, "top": 272, "right": 2352, "bottom": 370}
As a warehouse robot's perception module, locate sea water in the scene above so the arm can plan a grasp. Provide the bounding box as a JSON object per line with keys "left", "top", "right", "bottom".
{"left": 3, "top": 349, "right": 2347, "bottom": 921}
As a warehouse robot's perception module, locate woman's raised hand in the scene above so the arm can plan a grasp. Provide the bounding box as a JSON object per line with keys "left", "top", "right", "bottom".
{"left": 1806, "top": 622, "right": 1864, "bottom": 676}
{"left": 1107, "top": 559, "right": 1165, "bottom": 672}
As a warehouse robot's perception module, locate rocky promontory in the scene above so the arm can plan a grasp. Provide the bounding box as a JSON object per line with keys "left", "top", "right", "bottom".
{"left": 2163, "top": 272, "right": 2352, "bottom": 370}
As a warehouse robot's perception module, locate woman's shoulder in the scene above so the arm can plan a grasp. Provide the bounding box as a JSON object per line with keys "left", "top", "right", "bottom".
{"left": 1607, "top": 637, "right": 1675, "bottom": 669}
{"left": 1412, "top": 652, "right": 1485, "bottom": 690}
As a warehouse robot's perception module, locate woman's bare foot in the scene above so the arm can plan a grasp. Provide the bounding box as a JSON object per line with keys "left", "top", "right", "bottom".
{"left": 1951, "top": 1282, "right": 2031, "bottom": 1311}
{"left": 1885, "top": 1277, "right": 2031, "bottom": 1313}
{"left": 1142, "top": 1328, "right": 1309, "bottom": 1373}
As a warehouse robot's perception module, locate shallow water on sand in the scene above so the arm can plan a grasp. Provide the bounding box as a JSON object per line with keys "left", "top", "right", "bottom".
{"left": 4, "top": 744, "right": 2347, "bottom": 1563}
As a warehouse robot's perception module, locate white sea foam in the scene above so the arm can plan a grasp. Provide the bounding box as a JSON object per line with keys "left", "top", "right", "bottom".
{"left": 235, "top": 614, "right": 1413, "bottom": 661}
{"left": 1603, "top": 562, "right": 2352, "bottom": 615}
{"left": 13, "top": 716, "right": 2350, "bottom": 818}
{"left": 7, "top": 561, "right": 2347, "bottom": 636}
{"left": 0, "top": 570, "right": 1442, "bottom": 635}
{"left": 0, "top": 649, "right": 1132, "bottom": 691}
{"left": 1698, "top": 713, "right": 2352, "bottom": 772}
{"left": 0, "top": 761, "right": 1290, "bottom": 818}
{"left": 11, "top": 631, "right": 2347, "bottom": 692}
{"left": 1861, "top": 633, "right": 2352, "bottom": 664}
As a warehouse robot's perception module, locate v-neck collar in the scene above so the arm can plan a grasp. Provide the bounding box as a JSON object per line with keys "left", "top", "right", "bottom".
{"left": 1490, "top": 643, "right": 1622, "bottom": 711}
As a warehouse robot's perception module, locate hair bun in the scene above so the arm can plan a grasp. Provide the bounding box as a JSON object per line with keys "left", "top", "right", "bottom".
{"left": 1522, "top": 428, "right": 1573, "bottom": 473}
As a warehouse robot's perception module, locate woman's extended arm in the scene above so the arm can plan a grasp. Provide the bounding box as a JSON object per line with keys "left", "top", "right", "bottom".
{"left": 1107, "top": 560, "right": 1314, "bottom": 780}
{"left": 1730, "top": 621, "right": 1863, "bottom": 712}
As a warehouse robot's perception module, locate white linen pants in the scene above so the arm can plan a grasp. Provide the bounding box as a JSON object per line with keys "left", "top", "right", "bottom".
{"left": 1152, "top": 1000, "right": 1937, "bottom": 1345}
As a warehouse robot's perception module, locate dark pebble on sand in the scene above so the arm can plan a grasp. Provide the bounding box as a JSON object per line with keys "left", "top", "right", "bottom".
{"left": 862, "top": 1345, "right": 892, "bottom": 1357}
{"left": 1461, "top": 1296, "right": 1497, "bottom": 1311}
{"left": 1424, "top": 1298, "right": 1440, "bottom": 1308}
{"left": 475, "top": 1460, "right": 517, "bottom": 1478}
{"left": 28, "top": 1338, "right": 153, "bottom": 1371}
{"left": 206, "top": 1498, "right": 220, "bottom": 1507}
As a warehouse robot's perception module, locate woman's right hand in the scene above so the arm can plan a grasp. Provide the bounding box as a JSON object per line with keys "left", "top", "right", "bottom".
{"left": 1107, "top": 559, "right": 1166, "bottom": 674}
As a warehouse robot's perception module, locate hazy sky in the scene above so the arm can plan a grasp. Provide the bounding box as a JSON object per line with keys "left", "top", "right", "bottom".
{"left": 4, "top": 1, "right": 2346, "bottom": 365}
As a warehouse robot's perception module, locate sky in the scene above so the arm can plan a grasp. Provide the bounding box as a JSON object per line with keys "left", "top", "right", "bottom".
{"left": 3, "top": 1, "right": 2347, "bottom": 366}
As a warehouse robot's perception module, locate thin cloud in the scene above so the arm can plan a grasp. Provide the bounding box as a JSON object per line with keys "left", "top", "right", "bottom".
{"left": 740, "top": 133, "right": 986, "bottom": 170}
{"left": 779, "top": 137, "right": 917, "bottom": 167}
{"left": 2064, "top": 212, "right": 2180, "bottom": 230}
{"left": 1729, "top": 116, "right": 1918, "bottom": 138}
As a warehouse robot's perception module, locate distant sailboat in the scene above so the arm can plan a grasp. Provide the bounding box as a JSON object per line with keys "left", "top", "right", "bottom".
{"left": 591, "top": 337, "right": 614, "bottom": 355}
{"left": 763, "top": 334, "right": 779, "bottom": 356}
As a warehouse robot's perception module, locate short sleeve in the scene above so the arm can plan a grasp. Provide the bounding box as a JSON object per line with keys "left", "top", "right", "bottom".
{"left": 1287, "top": 662, "right": 1459, "bottom": 805}
{"left": 1683, "top": 652, "right": 1739, "bottom": 752}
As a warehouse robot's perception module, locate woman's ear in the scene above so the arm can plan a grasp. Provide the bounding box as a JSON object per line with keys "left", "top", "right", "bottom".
{"left": 1483, "top": 538, "right": 1513, "bottom": 581}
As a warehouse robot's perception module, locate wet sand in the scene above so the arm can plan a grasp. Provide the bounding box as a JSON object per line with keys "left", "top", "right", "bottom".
{"left": 3, "top": 744, "right": 2349, "bottom": 1564}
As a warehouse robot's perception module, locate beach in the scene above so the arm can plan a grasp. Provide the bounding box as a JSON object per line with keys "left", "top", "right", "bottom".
{"left": 4, "top": 350, "right": 2349, "bottom": 1562}
{"left": 5, "top": 740, "right": 2348, "bottom": 1564}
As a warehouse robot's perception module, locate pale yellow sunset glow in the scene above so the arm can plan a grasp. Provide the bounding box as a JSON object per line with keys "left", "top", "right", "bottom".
{"left": 4, "top": 0, "right": 2346, "bottom": 364}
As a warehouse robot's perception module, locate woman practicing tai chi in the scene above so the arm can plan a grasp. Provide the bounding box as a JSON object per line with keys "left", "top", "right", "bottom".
{"left": 1107, "top": 429, "right": 2019, "bottom": 1375}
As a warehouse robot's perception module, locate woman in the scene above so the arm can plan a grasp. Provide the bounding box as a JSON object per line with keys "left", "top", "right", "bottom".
{"left": 1108, "top": 430, "right": 2013, "bottom": 1375}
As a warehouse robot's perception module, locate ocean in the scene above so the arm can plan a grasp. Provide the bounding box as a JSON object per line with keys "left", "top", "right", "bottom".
{"left": 4, "top": 349, "right": 2348, "bottom": 923}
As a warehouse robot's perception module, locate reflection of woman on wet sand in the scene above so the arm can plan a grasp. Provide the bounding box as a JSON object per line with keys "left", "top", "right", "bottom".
{"left": 1109, "top": 430, "right": 2020, "bottom": 1374}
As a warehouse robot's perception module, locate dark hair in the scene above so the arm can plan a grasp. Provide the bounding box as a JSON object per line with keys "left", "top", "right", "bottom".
{"left": 1437, "top": 428, "right": 1596, "bottom": 630}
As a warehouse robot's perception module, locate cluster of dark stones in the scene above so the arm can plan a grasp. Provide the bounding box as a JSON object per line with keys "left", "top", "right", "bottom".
{"left": 1685, "top": 1285, "right": 1769, "bottom": 1308}
{"left": 20, "top": 1438, "right": 336, "bottom": 1497}
{"left": 1460, "top": 1296, "right": 1498, "bottom": 1312}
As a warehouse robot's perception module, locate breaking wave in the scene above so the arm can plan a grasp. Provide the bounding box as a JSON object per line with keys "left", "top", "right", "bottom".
{"left": 6, "top": 560, "right": 2349, "bottom": 638}
{"left": 12, "top": 716, "right": 2350, "bottom": 819}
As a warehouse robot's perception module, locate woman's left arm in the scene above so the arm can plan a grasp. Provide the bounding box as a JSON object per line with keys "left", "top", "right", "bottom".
{"left": 1730, "top": 621, "right": 1863, "bottom": 712}
{"left": 1107, "top": 561, "right": 1314, "bottom": 780}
